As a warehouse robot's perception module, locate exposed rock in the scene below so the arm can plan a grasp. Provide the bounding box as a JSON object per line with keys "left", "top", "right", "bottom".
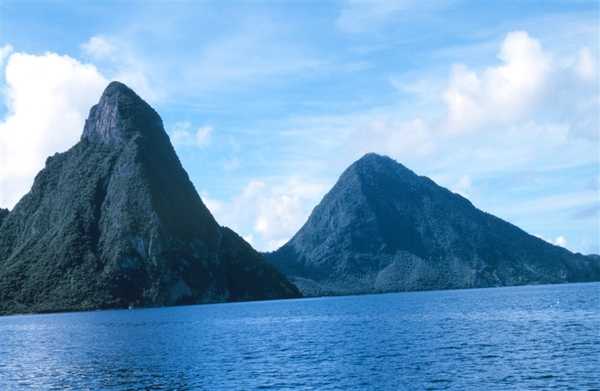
{"left": 268, "top": 153, "right": 600, "bottom": 295}
{"left": 0, "top": 81, "right": 299, "bottom": 315}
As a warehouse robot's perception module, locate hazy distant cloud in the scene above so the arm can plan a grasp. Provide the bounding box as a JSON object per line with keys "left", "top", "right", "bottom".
{"left": 337, "top": 0, "right": 411, "bottom": 33}
{"left": 184, "top": 23, "right": 325, "bottom": 92}
{"left": 203, "top": 178, "right": 327, "bottom": 251}
{"left": 336, "top": 0, "right": 452, "bottom": 33}
{"left": 170, "top": 122, "right": 213, "bottom": 148}
{"left": 575, "top": 47, "right": 597, "bottom": 81}
{"left": 81, "top": 18, "right": 327, "bottom": 99}
{"left": 451, "top": 175, "right": 472, "bottom": 198}
{"left": 494, "top": 190, "right": 598, "bottom": 219}
{"left": 80, "top": 35, "right": 159, "bottom": 103}
{"left": 0, "top": 51, "right": 107, "bottom": 208}
{"left": 571, "top": 203, "right": 600, "bottom": 220}
{"left": 81, "top": 36, "right": 115, "bottom": 60}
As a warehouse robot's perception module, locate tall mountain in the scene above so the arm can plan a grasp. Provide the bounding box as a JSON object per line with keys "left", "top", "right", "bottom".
{"left": 268, "top": 153, "right": 600, "bottom": 296}
{"left": 0, "top": 82, "right": 299, "bottom": 314}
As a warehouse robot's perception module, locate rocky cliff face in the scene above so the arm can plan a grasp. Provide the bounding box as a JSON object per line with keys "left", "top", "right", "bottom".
{"left": 268, "top": 153, "right": 600, "bottom": 295}
{"left": 0, "top": 82, "right": 299, "bottom": 314}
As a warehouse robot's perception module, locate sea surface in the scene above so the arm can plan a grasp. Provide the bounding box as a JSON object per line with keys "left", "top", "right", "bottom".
{"left": 0, "top": 283, "right": 598, "bottom": 390}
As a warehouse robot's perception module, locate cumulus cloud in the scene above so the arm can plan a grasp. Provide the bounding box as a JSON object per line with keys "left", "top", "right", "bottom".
{"left": 443, "top": 31, "right": 551, "bottom": 132}
{"left": 203, "top": 178, "right": 327, "bottom": 251}
{"left": 0, "top": 51, "right": 107, "bottom": 208}
{"left": 169, "top": 122, "right": 213, "bottom": 147}
{"left": 288, "top": 30, "right": 597, "bottom": 174}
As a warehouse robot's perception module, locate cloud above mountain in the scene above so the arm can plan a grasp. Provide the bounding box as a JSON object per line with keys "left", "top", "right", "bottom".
{"left": 0, "top": 51, "right": 107, "bottom": 207}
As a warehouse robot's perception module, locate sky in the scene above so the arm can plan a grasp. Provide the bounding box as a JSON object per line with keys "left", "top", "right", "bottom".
{"left": 0, "top": 0, "right": 598, "bottom": 254}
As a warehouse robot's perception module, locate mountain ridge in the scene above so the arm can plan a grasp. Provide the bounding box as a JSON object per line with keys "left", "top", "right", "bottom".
{"left": 267, "top": 153, "right": 600, "bottom": 296}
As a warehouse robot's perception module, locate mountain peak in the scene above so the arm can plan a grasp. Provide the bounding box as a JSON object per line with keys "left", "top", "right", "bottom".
{"left": 81, "top": 81, "right": 162, "bottom": 144}
{"left": 352, "top": 153, "right": 411, "bottom": 172}
{"left": 269, "top": 155, "right": 600, "bottom": 296}
{"left": 356, "top": 152, "right": 389, "bottom": 162}
{"left": 0, "top": 81, "right": 300, "bottom": 314}
{"left": 341, "top": 153, "right": 416, "bottom": 188}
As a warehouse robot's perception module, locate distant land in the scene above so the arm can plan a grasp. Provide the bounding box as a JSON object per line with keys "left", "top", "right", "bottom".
{"left": 0, "top": 82, "right": 299, "bottom": 315}
{"left": 267, "top": 153, "right": 600, "bottom": 296}
{"left": 0, "top": 82, "right": 598, "bottom": 315}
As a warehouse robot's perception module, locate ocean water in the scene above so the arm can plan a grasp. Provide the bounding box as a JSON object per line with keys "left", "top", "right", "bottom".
{"left": 0, "top": 283, "right": 598, "bottom": 390}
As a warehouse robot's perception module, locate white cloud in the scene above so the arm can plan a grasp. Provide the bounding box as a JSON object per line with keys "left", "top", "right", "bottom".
{"left": 203, "top": 178, "right": 328, "bottom": 251}
{"left": 443, "top": 31, "right": 551, "bottom": 132}
{"left": 554, "top": 235, "right": 568, "bottom": 247}
{"left": 286, "top": 31, "right": 598, "bottom": 177}
{"left": 81, "top": 36, "right": 115, "bottom": 60}
{"left": 535, "top": 234, "right": 570, "bottom": 249}
{"left": 0, "top": 51, "right": 107, "bottom": 208}
{"left": 169, "top": 122, "right": 213, "bottom": 147}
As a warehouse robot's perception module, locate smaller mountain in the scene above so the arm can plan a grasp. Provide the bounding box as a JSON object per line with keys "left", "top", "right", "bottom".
{"left": 268, "top": 153, "right": 600, "bottom": 295}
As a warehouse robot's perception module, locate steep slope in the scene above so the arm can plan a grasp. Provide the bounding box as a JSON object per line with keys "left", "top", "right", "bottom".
{"left": 268, "top": 153, "right": 600, "bottom": 295}
{"left": 0, "top": 82, "right": 299, "bottom": 314}
{"left": 0, "top": 208, "right": 8, "bottom": 227}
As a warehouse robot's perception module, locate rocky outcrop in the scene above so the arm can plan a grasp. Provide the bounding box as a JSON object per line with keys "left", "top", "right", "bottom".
{"left": 0, "top": 82, "right": 299, "bottom": 315}
{"left": 268, "top": 153, "right": 600, "bottom": 295}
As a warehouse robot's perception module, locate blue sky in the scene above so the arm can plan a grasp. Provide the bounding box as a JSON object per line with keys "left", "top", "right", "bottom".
{"left": 0, "top": 0, "right": 598, "bottom": 253}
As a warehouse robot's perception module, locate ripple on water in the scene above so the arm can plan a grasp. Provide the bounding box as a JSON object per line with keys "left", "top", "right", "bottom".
{"left": 0, "top": 282, "right": 599, "bottom": 390}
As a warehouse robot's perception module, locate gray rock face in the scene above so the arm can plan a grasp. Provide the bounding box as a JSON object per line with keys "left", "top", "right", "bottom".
{"left": 268, "top": 153, "right": 600, "bottom": 295}
{"left": 0, "top": 81, "right": 299, "bottom": 315}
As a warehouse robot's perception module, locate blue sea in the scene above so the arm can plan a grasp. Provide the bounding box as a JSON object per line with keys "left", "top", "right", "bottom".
{"left": 1, "top": 283, "right": 598, "bottom": 390}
